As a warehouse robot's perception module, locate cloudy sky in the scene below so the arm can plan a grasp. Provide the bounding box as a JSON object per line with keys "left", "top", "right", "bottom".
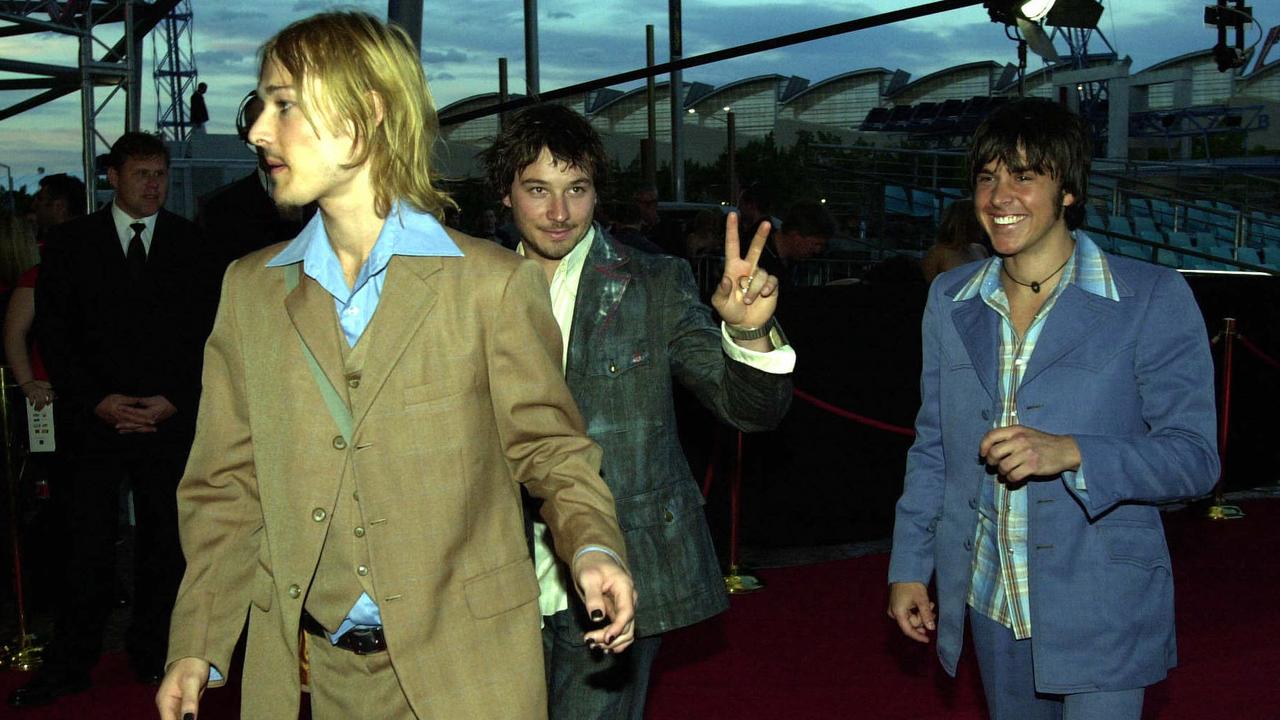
{"left": 0, "top": 0, "right": 1271, "bottom": 186}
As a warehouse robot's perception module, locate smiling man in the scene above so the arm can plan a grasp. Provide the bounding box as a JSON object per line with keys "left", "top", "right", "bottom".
{"left": 483, "top": 104, "right": 795, "bottom": 720}
{"left": 155, "top": 12, "right": 633, "bottom": 720}
{"left": 11, "top": 132, "right": 220, "bottom": 708}
{"left": 887, "top": 98, "right": 1218, "bottom": 719}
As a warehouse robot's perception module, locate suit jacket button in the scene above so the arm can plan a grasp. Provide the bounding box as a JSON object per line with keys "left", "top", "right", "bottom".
{"left": 663, "top": 509, "right": 674, "bottom": 523}
{"left": 287, "top": 584, "right": 301, "bottom": 599}
{"left": 981, "top": 409, "right": 990, "bottom": 420}
{"left": 964, "top": 539, "right": 973, "bottom": 551}
{"left": 333, "top": 436, "right": 347, "bottom": 450}
{"left": 347, "top": 376, "right": 360, "bottom": 389}
{"left": 312, "top": 508, "right": 327, "bottom": 522}
{"left": 968, "top": 498, "right": 977, "bottom": 510}
{"left": 354, "top": 526, "right": 365, "bottom": 537}
{"left": 357, "top": 565, "right": 369, "bottom": 577}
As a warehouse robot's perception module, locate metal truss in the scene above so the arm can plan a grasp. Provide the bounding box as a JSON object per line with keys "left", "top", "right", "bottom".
{"left": 0, "top": 0, "right": 180, "bottom": 206}
{"left": 1130, "top": 105, "right": 1269, "bottom": 162}
{"left": 152, "top": 0, "right": 193, "bottom": 141}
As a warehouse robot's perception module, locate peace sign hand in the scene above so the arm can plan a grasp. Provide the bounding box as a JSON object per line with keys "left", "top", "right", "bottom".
{"left": 711, "top": 212, "right": 779, "bottom": 332}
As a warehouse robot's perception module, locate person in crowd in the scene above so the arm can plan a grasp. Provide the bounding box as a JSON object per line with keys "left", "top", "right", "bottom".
{"left": 28, "top": 173, "right": 86, "bottom": 245}
{"left": 197, "top": 91, "right": 314, "bottom": 266}
{"left": 684, "top": 208, "right": 724, "bottom": 258}
{"left": 2, "top": 172, "right": 84, "bottom": 618}
{"left": 10, "top": 132, "right": 220, "bottom": 708}
{"left": 5, "top": 173, "right": 84, "bottom": 412}
{"left": 607, "top": 201, "right": 664, "bottom": 254}
{"left": 756, "top": 200, "right": 836, "bottom": 288}
{"left": 736, "top": 182, "right": 777, "bottom": 246}
{"left": 189, "top": 82, "right": 209, "bottom": 135}
{"left": 887, "top": 98, "right": 1218, "bottom": 719}
{"left": 477, "top": 207, "right": 501, "bottom": 242}
{"left": 155, "top": 13, "right": 634, "bottom": 720}
{"left": 482, "top": 103, "right": 795, "bottom": 720}
{"left": 633, "top": 185, "right": 680, "bottom": 254}
{"left": 0, "top": 191, "right": 40, "bottom": 317}
{"left": 922, "top": 198, "right": 990, "bottom": 284}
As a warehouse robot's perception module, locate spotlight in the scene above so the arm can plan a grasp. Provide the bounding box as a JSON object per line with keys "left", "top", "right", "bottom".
{"left": 985, "top": 0, "right": 1049, "bottom": 25}
{"left": 984, "top": 0, "right": 1103, "bottom": 29}
{"left": 1205, "top": 0, "right": 1252, "bottom": 72}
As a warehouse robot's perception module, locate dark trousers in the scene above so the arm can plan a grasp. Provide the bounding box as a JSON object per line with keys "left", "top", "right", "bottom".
{"left": 47, "top": 442, "right": 188, "bottom": 674}
{"left": 541, "top": 607, "right": 661, "bottom": 720}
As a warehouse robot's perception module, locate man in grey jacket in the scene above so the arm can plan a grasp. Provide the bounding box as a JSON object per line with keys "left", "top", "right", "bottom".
{"left": 482, "top": 104, "right": 795, "bottom": 719}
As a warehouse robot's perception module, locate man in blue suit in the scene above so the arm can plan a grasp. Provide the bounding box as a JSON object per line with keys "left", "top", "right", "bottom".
{"left": 887, "top": 98, "right": 1218, "bottom": 719}
{"left": 483, "top": 104, "right": 795, "bottom": 720}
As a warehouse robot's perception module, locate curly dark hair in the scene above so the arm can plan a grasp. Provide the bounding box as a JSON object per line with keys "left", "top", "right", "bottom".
{"left": 481, "top": 103, "right": 609, "bottom": 197}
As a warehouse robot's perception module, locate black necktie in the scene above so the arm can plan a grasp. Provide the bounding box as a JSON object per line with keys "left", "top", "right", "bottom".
{"left": 127, "top": 222, "right": 147, "bottom": 281}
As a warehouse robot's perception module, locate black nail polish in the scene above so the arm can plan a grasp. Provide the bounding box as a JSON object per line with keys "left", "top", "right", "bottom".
{"left": 184, "top": 714, "right": 196, "bottom": 720}
{"left": 590, "top": 609, "right": 604, "bottom": 622}
{"left": 605, "top": 635, "right": 614, "bottom": 644}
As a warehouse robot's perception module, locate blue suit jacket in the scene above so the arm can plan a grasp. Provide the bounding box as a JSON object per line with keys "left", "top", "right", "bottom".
{"left": 888, "top": 250, "right": 1218, "bottom": 693}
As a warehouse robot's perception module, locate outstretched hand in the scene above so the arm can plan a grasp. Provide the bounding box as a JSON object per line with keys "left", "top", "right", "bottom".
{"left": 711, "top": 212, "right": 779, "bottom": 331}
{"left": 573, "top": 551, "right": 637, "bottom": 654}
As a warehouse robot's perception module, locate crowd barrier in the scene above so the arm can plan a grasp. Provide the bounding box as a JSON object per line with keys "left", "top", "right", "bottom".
{"left": 702, "top": 387, "right": 917, "bottom": 594}
{"left": 1208, "top": 318, "right": 1280, "bottom": 520}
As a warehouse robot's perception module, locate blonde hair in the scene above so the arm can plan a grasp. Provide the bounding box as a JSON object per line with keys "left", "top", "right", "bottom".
{"left": 0, "top": 211, "right": 38, "bottom": 288}
{"left": 260, "top": 11, "right": 455, "bottom": 218}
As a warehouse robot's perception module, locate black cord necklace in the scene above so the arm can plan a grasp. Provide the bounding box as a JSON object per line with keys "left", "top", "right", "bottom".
{"left": 1002, "top": 255, "right": 1070, "bottom": 294}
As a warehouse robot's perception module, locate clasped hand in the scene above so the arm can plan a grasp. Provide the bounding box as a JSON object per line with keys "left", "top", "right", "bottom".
{"left": 95, "top": 393, "right": 177, "bottom": 433}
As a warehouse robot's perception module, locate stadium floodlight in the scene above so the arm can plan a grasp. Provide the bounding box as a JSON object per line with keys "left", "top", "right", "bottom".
{"left": 1205, "top": 0, "right": 1253, "bottom": 72}
{"left": 985, "top": 0, "right": 1053, "bottom": 25}
{"left": 985, "top": 0, "right": 1103, "bottom": 29}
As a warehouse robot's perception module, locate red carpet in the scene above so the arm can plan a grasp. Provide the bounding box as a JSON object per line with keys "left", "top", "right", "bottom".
{"left": 1, "top": 499, "right": 1276, "bottom": 719}
{"left": 646, "top": 498, "right": 1280, "bottom": 719}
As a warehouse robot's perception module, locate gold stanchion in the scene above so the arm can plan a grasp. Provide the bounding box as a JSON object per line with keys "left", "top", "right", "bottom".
{"left": 1207, "top": 319, "right": 1244, "bottom": 521}
{"left": 724, "top": 564, "right": 764, "bottom": 594}
{"left": 1, "top": 365, "right": 44, "bottom": 670}
{"left": 723, "top": 431, "right": 764, "bottom": 594}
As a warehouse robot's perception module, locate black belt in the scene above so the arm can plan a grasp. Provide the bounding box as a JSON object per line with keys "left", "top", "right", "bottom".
{"left": 300, "top": 610, "right": 387, "bottom": 655}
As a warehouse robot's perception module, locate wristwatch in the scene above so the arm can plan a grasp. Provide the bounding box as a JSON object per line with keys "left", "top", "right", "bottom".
{"left": 725, "top": 317, "right": 780, "bottom": 343}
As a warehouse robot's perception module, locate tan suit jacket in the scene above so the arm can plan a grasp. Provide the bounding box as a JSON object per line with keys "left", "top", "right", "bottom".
{"left": 166, "top": 232, "right": 625, "bottom": 719}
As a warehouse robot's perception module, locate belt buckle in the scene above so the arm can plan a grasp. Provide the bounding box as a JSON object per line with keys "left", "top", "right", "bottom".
{"left": 345, "top": 627, "right": 386, "bottom": 655}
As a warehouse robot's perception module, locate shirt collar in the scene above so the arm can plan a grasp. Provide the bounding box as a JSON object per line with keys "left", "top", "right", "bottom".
{"left": 266, "top": 201, "right": 463, "bottom": 302}
{"left": 953, "top": 230, "right": 1119, "bottom": 304}
{"left": 517, "top": 224, "right": 596, "bottom": 295}
{"left": 266, "top": 200, "right": 462, "bottom": 269}
{"left": 111, "top": 201, "right": 157, "bottom": 242}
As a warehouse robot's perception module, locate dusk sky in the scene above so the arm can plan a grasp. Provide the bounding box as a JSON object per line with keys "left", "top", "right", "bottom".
{"left": 0, "top": 0, "right": 1272, "bottom": 187}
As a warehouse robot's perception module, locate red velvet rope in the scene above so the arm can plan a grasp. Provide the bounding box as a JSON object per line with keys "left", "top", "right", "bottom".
{"left": 1238, "top": 335, "right": 1280, "bottom": 372}
{"left": 793, "top": 389, "right": 916, "bottom": 438}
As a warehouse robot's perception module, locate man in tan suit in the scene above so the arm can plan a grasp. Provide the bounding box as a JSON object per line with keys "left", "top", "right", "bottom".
{"left": 155, "top": 12, "right": 636, "bottom": 720}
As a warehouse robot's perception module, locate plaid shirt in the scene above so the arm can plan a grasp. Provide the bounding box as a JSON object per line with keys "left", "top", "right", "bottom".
{"left": 954, "top": 232, "right": 1119, "bottom": 638}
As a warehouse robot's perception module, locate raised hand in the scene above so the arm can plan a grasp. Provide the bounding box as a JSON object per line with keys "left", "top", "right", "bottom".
{"left": 710, "top": 212, "right": 779, "bottom": 332}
